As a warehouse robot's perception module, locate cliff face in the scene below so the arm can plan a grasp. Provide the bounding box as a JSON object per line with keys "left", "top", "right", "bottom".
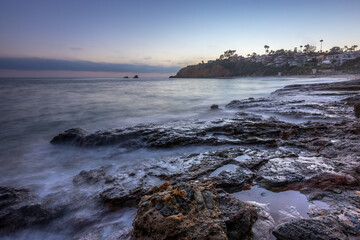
{"left": 175, "top": 63, "right": 232, "bottom": 78}
{"left": 173, "top": 60, "right": 272, "bottom": 78}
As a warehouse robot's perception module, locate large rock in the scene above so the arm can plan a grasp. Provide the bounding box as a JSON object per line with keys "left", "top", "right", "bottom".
{"left": 0, "top": 187, "right": 59, "bottom": 234}
{"left": 218, "top": 193, "right": 257, "bottom": 240}
{"left": 131, "top": 181, "right": 228, "bottom": 240}
{"left": 272, "top": 216, "right": 347, "bottom": 240}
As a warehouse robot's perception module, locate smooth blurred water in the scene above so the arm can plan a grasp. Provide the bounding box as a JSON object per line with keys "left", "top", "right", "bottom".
{"left": 0, "top": 76, "right": 348, "bottom": 192}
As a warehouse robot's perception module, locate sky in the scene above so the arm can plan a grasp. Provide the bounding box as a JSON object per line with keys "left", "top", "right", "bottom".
{"left": 0, "top": 0, "right": 360, "bottom": 77}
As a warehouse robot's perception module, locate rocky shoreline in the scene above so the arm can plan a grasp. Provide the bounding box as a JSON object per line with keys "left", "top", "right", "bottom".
{"left": 1, "top": 79, "right": 360, "bottom": 239}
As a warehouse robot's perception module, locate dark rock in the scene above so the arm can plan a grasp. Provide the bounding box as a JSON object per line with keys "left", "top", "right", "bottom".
{"left": 73, "top": 168, "right": 106, "bottom": 186}
{"left": 218, "top": 193, "right": 257, "bottom": 240}
{"left": 50, "top": 128, "right": 87, "bottom": 145}
{"left": 354, "top": 101, "right": 360, "bottom": 118}
{"left": 100, "top": 186, "right": 147, "bottom": 208}
{"left": 160, "top": 205, "right": 179, "bottom": 217}
{"left": 273, "top": 216, "right": 347, "bottom": 240}
{"left": 210, "top": 104, "right": 219, "bottom": 110}
{"left": 0, "top": 187, "right": 59, "bottom": 234}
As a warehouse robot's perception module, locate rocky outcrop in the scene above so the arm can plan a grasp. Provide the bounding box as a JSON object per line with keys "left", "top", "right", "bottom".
{"left": 273, "top": 216, "right": 348, "bottom": 240}
{"left": 131, "top": 181, "right": 228, "bottom": 240}
{"left": 0, "top": 187, "right": 59, "bottom": 234}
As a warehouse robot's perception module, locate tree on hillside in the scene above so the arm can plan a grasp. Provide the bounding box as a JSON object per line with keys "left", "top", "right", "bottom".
{"left": 264, "top": 45, "right": 270, "bottom": 54}
{"left": 223, "top": 50, "right": 236, "bottom": 59}
{"left": 303, "top": 44, "right": 316, "bottom": 53}
{"left": 329, "top": 46, "right": 342, "bottom": 54}
{"left": 352, "top": 45, "right": 358, "bottom": 51}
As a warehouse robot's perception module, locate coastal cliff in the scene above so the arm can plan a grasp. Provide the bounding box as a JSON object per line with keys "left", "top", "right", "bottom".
{"left": 172, "top": 60, "right": 311, "bottom": 78}
{"left": 172, "top": 57, "right": 360, "bottom": 78}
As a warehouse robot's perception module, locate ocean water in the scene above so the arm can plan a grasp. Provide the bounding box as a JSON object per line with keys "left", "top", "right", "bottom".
{"left": 0, "top": 76, "right": 348, "bottom": 191}
{"left": 0, "top": 76, "right": 347, "bottom": 238}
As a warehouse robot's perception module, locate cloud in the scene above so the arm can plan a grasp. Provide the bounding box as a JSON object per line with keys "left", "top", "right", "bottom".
{"left": 0, "top": 57, "right": 181, "bottom": 73}
{"left": 144, "top": 57, "right": 152, "bottom": 60}
{"left": 70, "top": 47, "right": 82, "bottom": 51}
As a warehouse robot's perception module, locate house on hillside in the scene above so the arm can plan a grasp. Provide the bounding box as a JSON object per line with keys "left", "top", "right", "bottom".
{"left": 322, "top": 51, "right": 360, "bottom": 66}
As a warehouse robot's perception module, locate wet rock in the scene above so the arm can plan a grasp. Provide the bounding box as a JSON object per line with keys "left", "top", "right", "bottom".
{"left": 50, "top": 128, "right": 87, "bottom": 145}
{"left": 211, "top": 170, "right": 247, "bottom": 193}
{"left": 131, "top": 181, "right": 227, "bottom": 240}
{"left": 75, "top": 224, "right": 132, "bottom": 240}
{"left": 73, "top": 167, "right": 107, "bottom": 186}
{"left": 211, "top": 104, "right": 220, "bottom": 110}
{"left": 100, "top": 186, "right": 148, "bottom": 208}
{"left": 218, "top": 193, "right": 257, "bottom": 240}
{"left": 0, "top": 187, "right": 59, "bottom": 234}
{"left": 273, "top": 216, "right": 347, "bottom": 240}
{"left": 354, "top": 101, "right": 360, "bottom": 118}
{"left": 247, "top": 201, "right": 275, "bottom": 240}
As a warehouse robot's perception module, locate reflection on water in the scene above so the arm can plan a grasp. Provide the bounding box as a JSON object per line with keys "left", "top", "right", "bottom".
{"left": 232, "top": 185, "right": 329, "bottom": 225}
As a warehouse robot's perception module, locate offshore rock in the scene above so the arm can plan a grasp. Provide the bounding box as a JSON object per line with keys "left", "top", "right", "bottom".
{"left": 131, "top": 181, "right": 228, "bottom": 240}
{"left": 211, "top": 104, "right": 220, "bottom": 110}
{"left": 0, "top": 187, "right": 59, "bottom": 234}
{"left": 272, "top": 215, "right": 348, "bottom": 240}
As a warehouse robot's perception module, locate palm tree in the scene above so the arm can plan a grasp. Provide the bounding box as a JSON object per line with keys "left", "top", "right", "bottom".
{"left": 300, "top": 45, "right": 303, "bottom": 53}
{"left": 264, "top": 45, "right": 270, "bottom": 54}
{"left": 352, "top": 45, "right": 358, "bottom": 51}
{"left": 320, "top": 39, "right": 323, "bottom": 52}
{"left": 344, "top": 46, "right": 348, "bottom": 52}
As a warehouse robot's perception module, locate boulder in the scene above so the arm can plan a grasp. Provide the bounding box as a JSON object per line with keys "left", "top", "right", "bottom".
{"left": 272, "top": 216, "right": 347, "bottom": 240}
{"left": 131, "top": 181, "right": 228, "bottom": 240}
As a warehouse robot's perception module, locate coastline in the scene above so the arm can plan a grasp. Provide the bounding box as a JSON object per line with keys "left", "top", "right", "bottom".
{"left": 1, "top": 77, "right": 360, "bottom": 239}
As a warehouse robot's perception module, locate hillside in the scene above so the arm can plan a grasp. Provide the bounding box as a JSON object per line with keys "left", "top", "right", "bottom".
{"left": 171, "top": 59, "right": 313, "bottom": 78}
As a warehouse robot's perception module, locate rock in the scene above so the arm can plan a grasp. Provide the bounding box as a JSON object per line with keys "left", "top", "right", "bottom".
{"left": 131, "top": 181, "right": 227, "bottom": 240}
{"left": 211, "top": 104, "right": 220, "bottom": 110}
{"left": 354, "top": 101, "right": 360, "bottom": 118}
{"left": 247, "top": 201, "right": 275, "bottom": 240}
{"left": 218, "top": 193, "right": 257, "bottom": 240}
{"left": 73, "top": 168, "right": 106, "bottom": 186}
{"left": 100, "top": 186, "right": 147, "bottom": 208}
{"left": 211, "top": 170, "right": 247, "bottom": 193}
{"left": 0, "top": 187, "right": 59, "bottom": 234}
{"left": 50, "top": 128, "right": 87, "bottom": 145}
{"left": 272, "top": 216, "right": 347, "bottom": 240}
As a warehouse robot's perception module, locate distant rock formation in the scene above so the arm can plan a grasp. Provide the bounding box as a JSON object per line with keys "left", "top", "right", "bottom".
{"left": 133, "top": 75, "right": 139, "bottom": 78}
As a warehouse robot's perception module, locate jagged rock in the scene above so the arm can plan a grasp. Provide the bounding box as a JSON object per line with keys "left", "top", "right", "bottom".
{"left": 131, "top": 181, "right": 227, "bottom": 240}
{"left": 218, "top": 193, "right": 257, "bottom": 240}
{"left": 272, "top": 216, "right": 347, "bottom": 240}
{"left": 0, "top": 187, "right": 59, "bottom": 234}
